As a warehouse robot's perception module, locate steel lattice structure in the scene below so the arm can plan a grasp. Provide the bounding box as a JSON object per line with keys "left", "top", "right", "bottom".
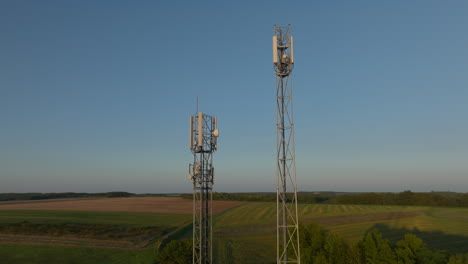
{"left": 189, "top": 112, "right": 218, "bottom": 264}
{"left": 273, "top": 25, "right": 301, "bottom": 264}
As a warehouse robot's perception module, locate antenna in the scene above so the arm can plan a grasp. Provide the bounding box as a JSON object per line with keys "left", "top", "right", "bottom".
{"left": 189, "top": 109, "right": 219, "bottom": 264}
{"left": 273, "top": 25, "right": 301, "bottom": 264}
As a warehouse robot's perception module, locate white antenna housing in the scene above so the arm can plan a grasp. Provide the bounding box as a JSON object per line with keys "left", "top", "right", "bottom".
{"left": 290, "top": 36, "right": 294, "bottom": 64}
{"left": 189, "top": 116, "right": 194, "bottom": 150}
{"left": 273, "top": 36, "right": 278, "bottom": 63}
{"left": 197, "top": 112, "right": 203, "bottom": 147}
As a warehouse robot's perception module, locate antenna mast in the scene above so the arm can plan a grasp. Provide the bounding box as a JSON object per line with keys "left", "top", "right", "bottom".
{"left": 189, "top": 110, "right": 219, "bottom": 264}
{"left": 273, "top": 25, "right": 301, "bottom": 264}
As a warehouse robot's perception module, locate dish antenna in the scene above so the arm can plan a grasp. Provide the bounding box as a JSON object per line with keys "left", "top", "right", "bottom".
{"left": 189, "top": 108, "right": 219, "bottom": 264}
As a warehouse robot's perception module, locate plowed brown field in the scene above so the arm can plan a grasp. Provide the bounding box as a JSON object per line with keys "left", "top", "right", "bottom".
{"left": 0, "top": 197, "right": 243, "bottom": 215}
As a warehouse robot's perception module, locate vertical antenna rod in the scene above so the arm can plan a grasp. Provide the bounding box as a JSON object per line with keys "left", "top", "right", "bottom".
{"left": 273, "top": 25, "right": 301, "bottom": 264}
{"left": 189, "top": 109, "right": 219, "bottom": 264}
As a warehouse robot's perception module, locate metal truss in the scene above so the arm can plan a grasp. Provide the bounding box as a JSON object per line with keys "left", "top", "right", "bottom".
{"left": 189, "top": 113, "right": 218, "bottom": 264}
{"left": 273, "top": 25, "right": 301, "bottom": 264}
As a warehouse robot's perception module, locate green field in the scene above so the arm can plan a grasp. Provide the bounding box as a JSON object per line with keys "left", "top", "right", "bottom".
{"left": 0, "top": 244, "right": 156, "bottom": 264}
{"left": 0, "top": 210, "right": 191, "bottom": 227}
{"left": 0, "top": 210, "right": 192, "bottom": 264}
{"left": 213, "top": 203, "right": 468, "bottom": 263}
{"left": 1, "top": 204, "right": 468, "bottom": 263}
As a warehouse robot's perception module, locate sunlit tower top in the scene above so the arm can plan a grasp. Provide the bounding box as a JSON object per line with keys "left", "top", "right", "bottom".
{"left": 188, "top": 111, "right": 219, "bottom": 264}
{"left": 189, "top": 112, "right": 219, "bottom": 154}
{"left": 273, "top": 25, "right": 301, "bottom": 264}
{"left": 273, "top": 26, "right": 294, "bottom": 77}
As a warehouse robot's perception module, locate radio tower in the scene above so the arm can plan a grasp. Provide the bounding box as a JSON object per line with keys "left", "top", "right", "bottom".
{"left": 189, "top": 110, "right": 219, "bottom": 264}
{"left": 273, "top": 25, "right": 301, "bottom": 264}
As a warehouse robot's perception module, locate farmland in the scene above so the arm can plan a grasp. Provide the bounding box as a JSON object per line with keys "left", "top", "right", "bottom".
{"left": 0, "top": 244, "right": 156, "bottom": 264}
{"left": 213, "top": 203, "right": 468, "bottom": 263}
{"left": 0, "top": 197, "right": 243, "bottom": 264}
{"left": 1, "top": 198, "right": 468, "bottom": 263}
{"left": 0, "top": 197, "right": 243, "bottom": 215}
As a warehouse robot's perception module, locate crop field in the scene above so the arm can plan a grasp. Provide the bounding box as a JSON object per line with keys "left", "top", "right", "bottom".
{"left": 0, "top": 244, "right": 156, "bottom": 264}
{"left": 0, "top": 210, "right": 182, "bottom": 263}
{"left": 0, "top": 210, "right": 191, "bottom": 226}
{"left": 0, "top": 197, "right": 244, "bottom": 264}
{"left": 2, "top": 199, "right": 468, "bottom": 264}
{"left": 213, "top": 203, "right": 468, "bottom": 263}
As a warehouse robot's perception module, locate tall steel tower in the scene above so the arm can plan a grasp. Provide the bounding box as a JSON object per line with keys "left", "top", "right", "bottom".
{"left": 189, "top": 111, "right": 219, "bottom": 264}
{"left": 273, "top": 25, "right": 301, "bottom": 264}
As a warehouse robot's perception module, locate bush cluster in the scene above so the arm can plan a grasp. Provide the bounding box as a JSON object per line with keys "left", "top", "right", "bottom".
{"left": 300, "top": 223, "right": 467, "bottom": 264}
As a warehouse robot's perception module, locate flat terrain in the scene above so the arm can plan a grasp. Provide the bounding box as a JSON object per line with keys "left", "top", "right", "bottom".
{"left": 0, "top": 197, "right": 244, "bottom": 258}
{"left": 213, "top": 203, "right": 468, "bottom": 263}
{"left": 0, "top": 244, "right": 156, "bottom": 264}
{"left": 0, "top": 197, "right": 243, "bottom": 215}
{"left": 0, "top": 210, "right": 191, "bottom": 249}
{"left": 2, "top": 200, "right": 468, "bottom": 264}
{"left": 0, "top": 233, "right": 140, "bottom": 249}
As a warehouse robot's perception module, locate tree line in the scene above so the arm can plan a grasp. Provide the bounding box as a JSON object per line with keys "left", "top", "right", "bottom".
{"left": 180, "top": 192, "right": 334, "bottom": 204}
{"left": 0, "top": 192, "right": 104, "bottom": 201}
{"left": 335, "top": 191, "right": 468, "bottom": 207}
{"left": 4, "top": 191, "right": 468, "bottom": 208}
{"left": 181, "top": 191, "right": 468, "bottom": 208}
{"left": 0, "top": 192, "right": 137, "bottom": 201}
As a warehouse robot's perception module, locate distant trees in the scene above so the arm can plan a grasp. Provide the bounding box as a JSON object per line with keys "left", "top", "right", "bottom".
{"left": 4, "top": 191, "right": 468, "bottom": 208}
{"left": 105, "top": 191, "right": 134, "bottom": 198}
{"left": 0, "top": 192, "right": 137, "bottom": 201}
{"left": 0, "top": 192, "right": 100, "bottom": 201}
{"left": 460, "top": 194, "right": 468, "bottom": 207}
{"left": 181, "top": 192, "right": 277, "bottom": 202}
{"left": 336, "top": 191, "right": 468, "bottom": 208}
{"left": 181, "top": 191, "right": 468, "bottom": 208}
{"left": 181, "top": 192, "right": 334, "bottom": 204}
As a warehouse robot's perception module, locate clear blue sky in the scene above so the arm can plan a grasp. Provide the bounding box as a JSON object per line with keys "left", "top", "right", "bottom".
{"left": 1, "top": 1, "right": 467, "bottom": 193}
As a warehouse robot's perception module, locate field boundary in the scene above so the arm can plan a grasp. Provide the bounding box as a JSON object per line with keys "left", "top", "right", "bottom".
{"left": 156, "top": 221, "right": 192, "bottom": 249}
{"left": 0, "top": 233, "right": 151, "bottom": 250}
